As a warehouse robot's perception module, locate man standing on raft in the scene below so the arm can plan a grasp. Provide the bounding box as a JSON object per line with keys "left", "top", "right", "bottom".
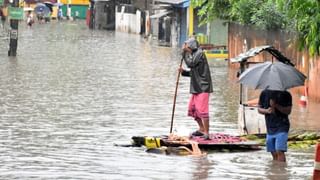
{"left": 180, "top": 37, "right": 213, "bottom": 140}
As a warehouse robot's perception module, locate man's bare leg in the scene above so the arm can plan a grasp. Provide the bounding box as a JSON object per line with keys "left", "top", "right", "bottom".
{"left": 195, "top": 118, "right": 205, "bottom": 133}
{"left": 276, "top": 151, "right": 286, "bottom": 162}
{"left": 271, "top": 152, "right": 278, "bottom": 161}
{"left": 202, "top": 118, "right": 209, "bottom": 135}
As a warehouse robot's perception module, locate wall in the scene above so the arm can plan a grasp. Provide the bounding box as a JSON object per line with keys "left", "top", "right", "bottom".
{"left": 93, "top": 1, "right": 115, "bottom": 30}
{"left": 132, "top": 0, "right": 152, "bottom": 11}
{"left": 209, "top": 19, "right": 228, "bottom": 47}
{"left": 228, "top": 23, "right": 320, "bottom": 101}
{"left": 61, "top": 5, "right": 88, "bottom": 19}
{"left": 193, "top": 9, "right": 206, "bottom": 36}
{"left": 179, "top": 8, "right": 187, "bottom": 46}
{"left": 115, "top": 5, "right": 141, "bottom": 34}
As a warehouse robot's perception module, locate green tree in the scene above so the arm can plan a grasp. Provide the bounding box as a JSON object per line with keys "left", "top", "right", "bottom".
{"left": 251, "top": 0, "right": 286, "bottom": 30}
{"left": 230, "top": 0, "right": 261, "bottom": 25}
{"left": 277, "top": 0, "right": 320, "bottom": 55}
{"left": 191, "top": 0, "right": 320, "bottom": 55}
{"left": 191, "top": 0, "right": 232, "bottom": 25}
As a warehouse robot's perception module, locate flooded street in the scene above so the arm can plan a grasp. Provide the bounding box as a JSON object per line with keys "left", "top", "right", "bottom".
{"left": 0, "top": 21, "right": 317, "bottom": 179}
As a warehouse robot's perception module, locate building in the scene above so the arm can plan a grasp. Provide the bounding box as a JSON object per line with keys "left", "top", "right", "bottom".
{"left": 151, "top": 0, "right": 189, "bottom": 47}
{"left": 89, "top": 0, "right": 115, "bottom": 30}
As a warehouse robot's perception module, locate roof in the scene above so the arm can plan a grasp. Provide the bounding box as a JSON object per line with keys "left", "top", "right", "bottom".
{"left": 154, "top": 0, "right": 188, "bottom": 5}
{"left": 150, "top": 10, "right": 172, "bottom": 19}
{"left": 230, "top": 45, "right": 294, "bottom": 66}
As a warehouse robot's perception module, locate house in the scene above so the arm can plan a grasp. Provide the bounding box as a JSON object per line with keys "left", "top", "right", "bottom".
{"left": 151, "top": 0, "right": 189, "bottom": 47}
{"left": 89, "top": 0, "right": 115, "bottom": 30}
{"left": 115, "top": 0, "right": 154, "bottom": 34}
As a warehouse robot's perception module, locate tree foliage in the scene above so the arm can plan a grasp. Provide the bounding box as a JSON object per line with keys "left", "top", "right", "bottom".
{"left": 191, "top": 0, "right": 320, "bottom": 55}
{"left": 230, "top": 0, "right": 261, "bottom": 25}
{"left": 278, "top": 0, "right": 320, "bottom": 55}
{"left": 191, "top": 0, "right": 232, "bottom": 25}
{"left": 251, "top": 0, "right": 287, "bottom": 30}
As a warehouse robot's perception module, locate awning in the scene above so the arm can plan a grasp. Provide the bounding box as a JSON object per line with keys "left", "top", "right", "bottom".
{"left": 154, "top": 0, "right": 188, "bottom": 4}
{"left": 230, "top": 45, "right": 271, "bottom": 63}
{"left": 230, "top": 45, "right": 294, "bottom": 66}
{"left": 150, "top": 11, "right": 172, "bottom": 19}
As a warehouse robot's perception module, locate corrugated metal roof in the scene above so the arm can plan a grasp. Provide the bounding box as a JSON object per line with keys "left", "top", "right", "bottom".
{"left": 230, "top": 45, "right": 294, "bottom": 66}
{"left": 230, "top": 45, "right": 271, "bottom": 63}
{"left": 150, "top": 10, "right": 172, "bottom": 19}
{"left": 154, "top": 0, "right": 188, "bottom": 5}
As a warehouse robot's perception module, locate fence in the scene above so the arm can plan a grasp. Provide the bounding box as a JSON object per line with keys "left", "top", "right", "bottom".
{"left": 228, "top": 23, "right": 320, "bottom": 101}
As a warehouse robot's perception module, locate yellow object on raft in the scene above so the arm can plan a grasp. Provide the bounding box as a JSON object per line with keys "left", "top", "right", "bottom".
{"left": 144, "top": 137, "right": 162, "bottom": 149}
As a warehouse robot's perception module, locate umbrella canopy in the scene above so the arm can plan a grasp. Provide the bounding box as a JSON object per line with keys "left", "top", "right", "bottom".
{"left": 238, "top": 61, "right": 307, "bottom": 91}
{"left": 43, "top": 1, "right": 54, "bottom": 12}
{"left": 34, "top": 3, "right": 51, "bottom": 15}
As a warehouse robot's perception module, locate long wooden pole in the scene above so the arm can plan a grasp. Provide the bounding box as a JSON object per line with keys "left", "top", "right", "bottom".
{"left": 170, "top": 57, "right": 184, "bottom": 134}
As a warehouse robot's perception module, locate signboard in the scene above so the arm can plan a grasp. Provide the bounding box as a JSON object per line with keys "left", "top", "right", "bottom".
{"left": 8, "top": 7, "right": 24, "bottom": 20}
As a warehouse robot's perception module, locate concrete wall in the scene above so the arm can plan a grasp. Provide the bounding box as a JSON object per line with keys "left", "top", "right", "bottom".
{"left": 93, "top": 1, "right": 115, "bottom": 30}
{"left": 115, "top": 5, "right": 141, "bottom": 34}
{"left": 209, "top": 19, "right": 228, "bottom": 46}
{"left": 132, "top": 0, "right": 152, "bottom": 11}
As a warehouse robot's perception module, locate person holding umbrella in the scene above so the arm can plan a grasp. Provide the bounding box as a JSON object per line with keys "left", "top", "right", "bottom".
{"left": 180, "top": 37, "right": 213, "bottom": 140}
{"left": 258, "top": 89, "right": 292, "bottom": 162}
{"left": 237, "top": 60, "right": 306, "bottom": 162}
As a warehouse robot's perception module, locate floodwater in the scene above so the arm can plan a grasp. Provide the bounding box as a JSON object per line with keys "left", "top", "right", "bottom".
{"left": 0, "top": 21, "right": 317, "bottom": 179}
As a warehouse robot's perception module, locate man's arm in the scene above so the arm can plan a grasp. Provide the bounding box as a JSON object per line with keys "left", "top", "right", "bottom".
{"left": 257, "top": 90, "right": 274, "bottom": 115}
{"left": 181, "top": 68, "right": 190, "bottom": 77}
{"left": 183, "top": 52, "right": 196, "bottom": 68}
{"left": 274, "top": 104, "right": 292, "bottom": 115}
{"left": 273, "top": 91, "right": 292, "bottom": 115}
{"left": 258, "top": 107, "right": 273, "bottom": 115}
{"left": 182, "top": 43, "right": 202, "bottom": 68}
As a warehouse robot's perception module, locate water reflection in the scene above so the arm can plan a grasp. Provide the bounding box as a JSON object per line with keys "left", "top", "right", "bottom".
{"left": 192, "top": 157, "right": 213, "bottom": 180}
{"left": 0, "top": 21, "right": 316, "bottom": 179}
{"left": 265, "top": 161, "right": 289, "bottom": 180}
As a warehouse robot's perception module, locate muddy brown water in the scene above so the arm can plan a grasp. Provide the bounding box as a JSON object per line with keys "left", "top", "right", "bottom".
{"left": 0, "top": 21, "right": 317, "bottom": 179}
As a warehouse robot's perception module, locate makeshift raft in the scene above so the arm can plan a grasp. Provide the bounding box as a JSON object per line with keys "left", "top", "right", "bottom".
{"left": 132, "top": 133, "right": 261, "bottom": 151}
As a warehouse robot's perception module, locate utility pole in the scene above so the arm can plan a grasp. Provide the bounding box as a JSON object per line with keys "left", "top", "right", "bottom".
{"left": 8, "top": 0, "right": 19, "bottom": 57}
{"left": 89, "top": 0, "right": 94, "bottom": 29}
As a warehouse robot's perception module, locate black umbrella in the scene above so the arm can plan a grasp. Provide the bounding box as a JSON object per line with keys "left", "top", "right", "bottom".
{"left": 238, "top": 61, "right": 306, "bottom": 91}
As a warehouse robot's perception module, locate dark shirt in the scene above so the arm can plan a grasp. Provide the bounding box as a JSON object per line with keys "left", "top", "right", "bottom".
{"left": 181, "top": 48, "right": 213, "bottom": 94}
{"left": 258, "top": 89, "right": 292, "bottom": 134}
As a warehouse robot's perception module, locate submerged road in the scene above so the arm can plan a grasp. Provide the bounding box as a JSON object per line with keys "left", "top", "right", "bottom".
{"left": 0, "top": 20, "right": 317, "bottom": 179}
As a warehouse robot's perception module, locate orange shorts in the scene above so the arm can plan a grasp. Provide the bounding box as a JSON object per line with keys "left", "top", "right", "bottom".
{"left": 188, "top": 93, "right": 209, "bottom": 120}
